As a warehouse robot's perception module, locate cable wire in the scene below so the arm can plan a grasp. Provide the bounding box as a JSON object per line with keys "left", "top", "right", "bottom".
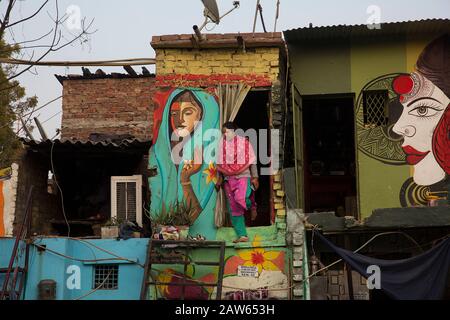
{"left": 50, "top": 140, "right": 70, "bottom": 236}
{"left": 31, "top": 243, "right": 143, "bottom": 266}
{"left": 73, "top": 270, "right": 113, "bottom": 300}
{"left": 31, "top": 236, "right": 145, "bottom": 267}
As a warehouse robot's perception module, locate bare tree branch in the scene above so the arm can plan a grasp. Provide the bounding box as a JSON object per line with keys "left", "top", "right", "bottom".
{"left": 5, "top": 0, "right": 49, "bottom": 30}
{"left": 0, "top": 0, "right": 16, "bottom": 38}
{"left": 1, "top": 0, "right": 96, "bottom": 84}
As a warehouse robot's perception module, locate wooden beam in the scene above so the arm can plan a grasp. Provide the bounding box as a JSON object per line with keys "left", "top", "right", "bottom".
{"left": 34, "top": 117, "right": 48, "bottom": 141}
{"left": 123, "top": 65, "right": 138, "bottom": 76}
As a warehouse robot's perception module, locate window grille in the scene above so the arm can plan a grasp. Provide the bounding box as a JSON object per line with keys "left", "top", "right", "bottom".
{"left": 93, "top": 264, "right": 118, "bottom": 290}
{"left": 363, "top": 90, "right": 388, "bottom": 127}
{"left": 111, "top": 175, "right": 142, "bottom": 226}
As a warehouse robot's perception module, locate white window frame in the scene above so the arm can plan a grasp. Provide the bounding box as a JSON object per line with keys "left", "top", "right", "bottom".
{"left": 110, "top": 175, "right": 143, "bottom": 227}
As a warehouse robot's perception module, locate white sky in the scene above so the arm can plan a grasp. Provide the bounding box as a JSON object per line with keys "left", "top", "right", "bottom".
{"left": 2, "top": 0, "right": 450, "bottom": 138}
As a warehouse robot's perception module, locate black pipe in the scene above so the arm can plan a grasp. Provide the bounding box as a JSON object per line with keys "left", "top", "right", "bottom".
{"left": 193, "top": 25, "right": 203, "bottom": 41}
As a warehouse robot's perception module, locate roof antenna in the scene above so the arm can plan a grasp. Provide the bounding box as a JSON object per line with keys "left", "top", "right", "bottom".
{"left": 274, "top": 0, "right": 280, "bottom": 32}
{"left": 193, "top": 0, "right": 240, "bottom": 40}
{"left": 252, "top": 0, "right": 267, "bottom": 34}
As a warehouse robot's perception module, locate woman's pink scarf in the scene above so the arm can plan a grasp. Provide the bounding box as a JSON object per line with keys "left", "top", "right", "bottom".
{"left": 216, "top": 135, "right": 256, "bottom": 176}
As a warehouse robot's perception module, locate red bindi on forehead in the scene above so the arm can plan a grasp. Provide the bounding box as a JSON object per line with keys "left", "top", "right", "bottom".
{"left": 393, "top": 75, "right": 414, "bottom": 95}
{"left": 171, "top": 102, "right": 181, "bottom": 111}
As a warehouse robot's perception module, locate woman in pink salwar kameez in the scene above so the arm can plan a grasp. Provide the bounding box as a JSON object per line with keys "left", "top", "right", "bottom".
{"left": 216, "top": 122, "right": 259, "bottom": 243}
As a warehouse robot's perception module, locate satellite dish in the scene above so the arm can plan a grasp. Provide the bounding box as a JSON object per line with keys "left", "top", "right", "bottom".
{"left": 195, "top": 1, "right": 240, "bottom": 34}
{"left": 202, "top": 0, "right": 220, "bottom": 24}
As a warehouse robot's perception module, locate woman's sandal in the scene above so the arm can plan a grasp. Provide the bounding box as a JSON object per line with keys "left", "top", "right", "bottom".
{"left": 233, "top": 236, "right": 249, "bottom": 243}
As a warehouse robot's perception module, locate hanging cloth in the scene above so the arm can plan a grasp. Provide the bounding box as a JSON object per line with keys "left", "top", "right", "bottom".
{"left": 314, "top": 230, "right": 450, "bottom": 300}
{"left": 214, "top": 83, "right": 251, "bottom": 228}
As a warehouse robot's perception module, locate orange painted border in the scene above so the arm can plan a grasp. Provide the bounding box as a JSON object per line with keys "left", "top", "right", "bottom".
{"left": 0, "top": 180, "right": 4, "bottom": 236}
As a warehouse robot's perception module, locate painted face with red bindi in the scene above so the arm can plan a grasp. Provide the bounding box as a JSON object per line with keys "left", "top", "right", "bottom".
{"left": 170, "top": 92, "right": 203, "bottom": 138}
{"left": 392, "top": 72, "right": 449, "bottom": 185}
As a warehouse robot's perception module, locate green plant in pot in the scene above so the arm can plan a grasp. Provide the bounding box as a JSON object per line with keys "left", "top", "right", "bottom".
{"left": 101, "top": 216, "right": 123, "bottom": 239}
{"left": 149, "top": 201, "right": 193, "bottom": 239}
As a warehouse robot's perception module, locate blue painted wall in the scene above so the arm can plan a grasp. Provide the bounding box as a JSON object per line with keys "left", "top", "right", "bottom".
{"left": 0, "top": 237, "right": 149, "bottom": 300}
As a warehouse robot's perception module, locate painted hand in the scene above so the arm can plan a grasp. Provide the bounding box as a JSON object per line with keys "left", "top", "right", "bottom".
{"left": 181, "top": 147, "right": 203, "bottom": 182}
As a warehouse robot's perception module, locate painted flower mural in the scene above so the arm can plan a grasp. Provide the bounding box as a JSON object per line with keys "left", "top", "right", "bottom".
{"left": 154, "top": 268, "right": 216, "bottom": 300}
{"left": 203, "top": 161, "right": 218, "bottom": 185}
{"left": 224, "top": 236, "right": 285, "bottom": 275}
{"left": 238, "top": 248, "right": 281, "bottom": 274}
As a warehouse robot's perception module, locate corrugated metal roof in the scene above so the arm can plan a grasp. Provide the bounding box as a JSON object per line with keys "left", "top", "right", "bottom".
{"left": 21, "top": 138, "right": 151, "bottom": 149}
{"left": 283, "top": 18, "right": 450, "bottom": 43}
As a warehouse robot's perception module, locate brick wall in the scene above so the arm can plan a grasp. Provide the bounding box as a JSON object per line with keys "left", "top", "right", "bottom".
{"left": 14, "top": 151, "right": 58, "bottom": 236}
{"left": 61, "top": 77, "right": 157, "bottom": 141}
{"left": 155, "top": 47, "right": 281, "bottom": 82}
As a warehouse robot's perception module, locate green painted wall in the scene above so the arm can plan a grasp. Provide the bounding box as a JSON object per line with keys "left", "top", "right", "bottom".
{"left": 288, "top": 39, "right": 352, "bottom": 95}
{"left": 287, "top": 33, "right": 443, "bottom": 220}
{"left": 349, "top": 36, "right": 410, "bottom": 219}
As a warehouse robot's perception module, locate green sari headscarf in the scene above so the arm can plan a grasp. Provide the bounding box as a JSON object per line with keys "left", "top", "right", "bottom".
{"left": 149, "top": 88, "right": 219, "bottom": 239}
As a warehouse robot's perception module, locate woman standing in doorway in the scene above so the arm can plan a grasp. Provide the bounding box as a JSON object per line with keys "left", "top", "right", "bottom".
{"left": 216, "top": 122, "right": 259, "bottom": 243}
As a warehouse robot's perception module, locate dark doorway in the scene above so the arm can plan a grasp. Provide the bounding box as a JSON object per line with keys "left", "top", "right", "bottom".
{"left": 302, "top": 95, "right": 357, "bottom": 216}
{"left": 234, "top": 90, "right": 271, "bottom": 226}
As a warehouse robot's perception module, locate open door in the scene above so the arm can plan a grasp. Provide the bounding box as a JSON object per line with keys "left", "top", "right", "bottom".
{"left": 292, "top": 84, "right": 304, "bottom": 209}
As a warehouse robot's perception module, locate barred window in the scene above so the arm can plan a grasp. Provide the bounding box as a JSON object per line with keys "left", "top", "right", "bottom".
{"left": 93, "top": 264, "right": 118, "bottom": 290}
{"left": 363, "top": 90, "right": 389, "bottom": 127}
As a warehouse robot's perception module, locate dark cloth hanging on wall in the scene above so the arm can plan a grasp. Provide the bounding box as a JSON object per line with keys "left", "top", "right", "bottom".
{"left": 313, "top": 231, "right": 450, "bottom": 300}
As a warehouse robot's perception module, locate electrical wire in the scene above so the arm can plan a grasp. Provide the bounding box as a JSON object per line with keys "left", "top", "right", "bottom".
{"left": 31, "top": 236, "right": 145, "bottom": 267}
{"left": 33, "top": 236, "right": 98, "bottom": 262}
{"left": 40, "top": 110, "right": 61, "bottom": 124}
{"left": 50, "top": 140, "right": 70, "bottom": 237}
{"left": 31, "top": 243, "right": 143, "bottom": 266}
{"left": 73, "top": 270, "right": 113, "bottom": 300}
{"left": 0, "top": 96, "right": 62, "bottom": 130}
{"left": 305, "top": 230, "right": 426, "bottom": 281}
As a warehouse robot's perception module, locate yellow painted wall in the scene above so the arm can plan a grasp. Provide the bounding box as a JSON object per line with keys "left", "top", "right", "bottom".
{"left": 155, "top": 48, "right": 281, "bottom": 81}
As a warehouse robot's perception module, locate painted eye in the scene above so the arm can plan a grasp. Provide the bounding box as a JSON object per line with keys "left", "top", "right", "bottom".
{"left": 408, "top": 105, "right": 440, "bottom": 117}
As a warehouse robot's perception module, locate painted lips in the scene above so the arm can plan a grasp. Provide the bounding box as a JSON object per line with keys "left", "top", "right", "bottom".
{"left": 402, "top": 145, "right": 430, "bottom": 165}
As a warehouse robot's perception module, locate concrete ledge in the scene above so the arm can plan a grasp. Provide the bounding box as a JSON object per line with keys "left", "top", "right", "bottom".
{"left": 366, "top": 206, "right": 450, "bottom": 228}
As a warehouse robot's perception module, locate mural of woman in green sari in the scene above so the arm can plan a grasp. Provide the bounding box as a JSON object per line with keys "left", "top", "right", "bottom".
{"left": 149, "top": 88, "right": 220, "bottom": 240}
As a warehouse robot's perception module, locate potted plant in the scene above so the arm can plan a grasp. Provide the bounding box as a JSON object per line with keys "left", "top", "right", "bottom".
{"left": 101, "top": 216, "right": 122, "bottom": 239}
{"left": 149, "top": 201, "right": 193, "bottom": 240}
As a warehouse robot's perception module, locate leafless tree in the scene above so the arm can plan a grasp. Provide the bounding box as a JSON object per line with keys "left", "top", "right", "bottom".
{"left": 0, "top": 0, "right": 96, "bottom": 165}
{"left": 0, "top": 0, "right": 96, "bottom": 87}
